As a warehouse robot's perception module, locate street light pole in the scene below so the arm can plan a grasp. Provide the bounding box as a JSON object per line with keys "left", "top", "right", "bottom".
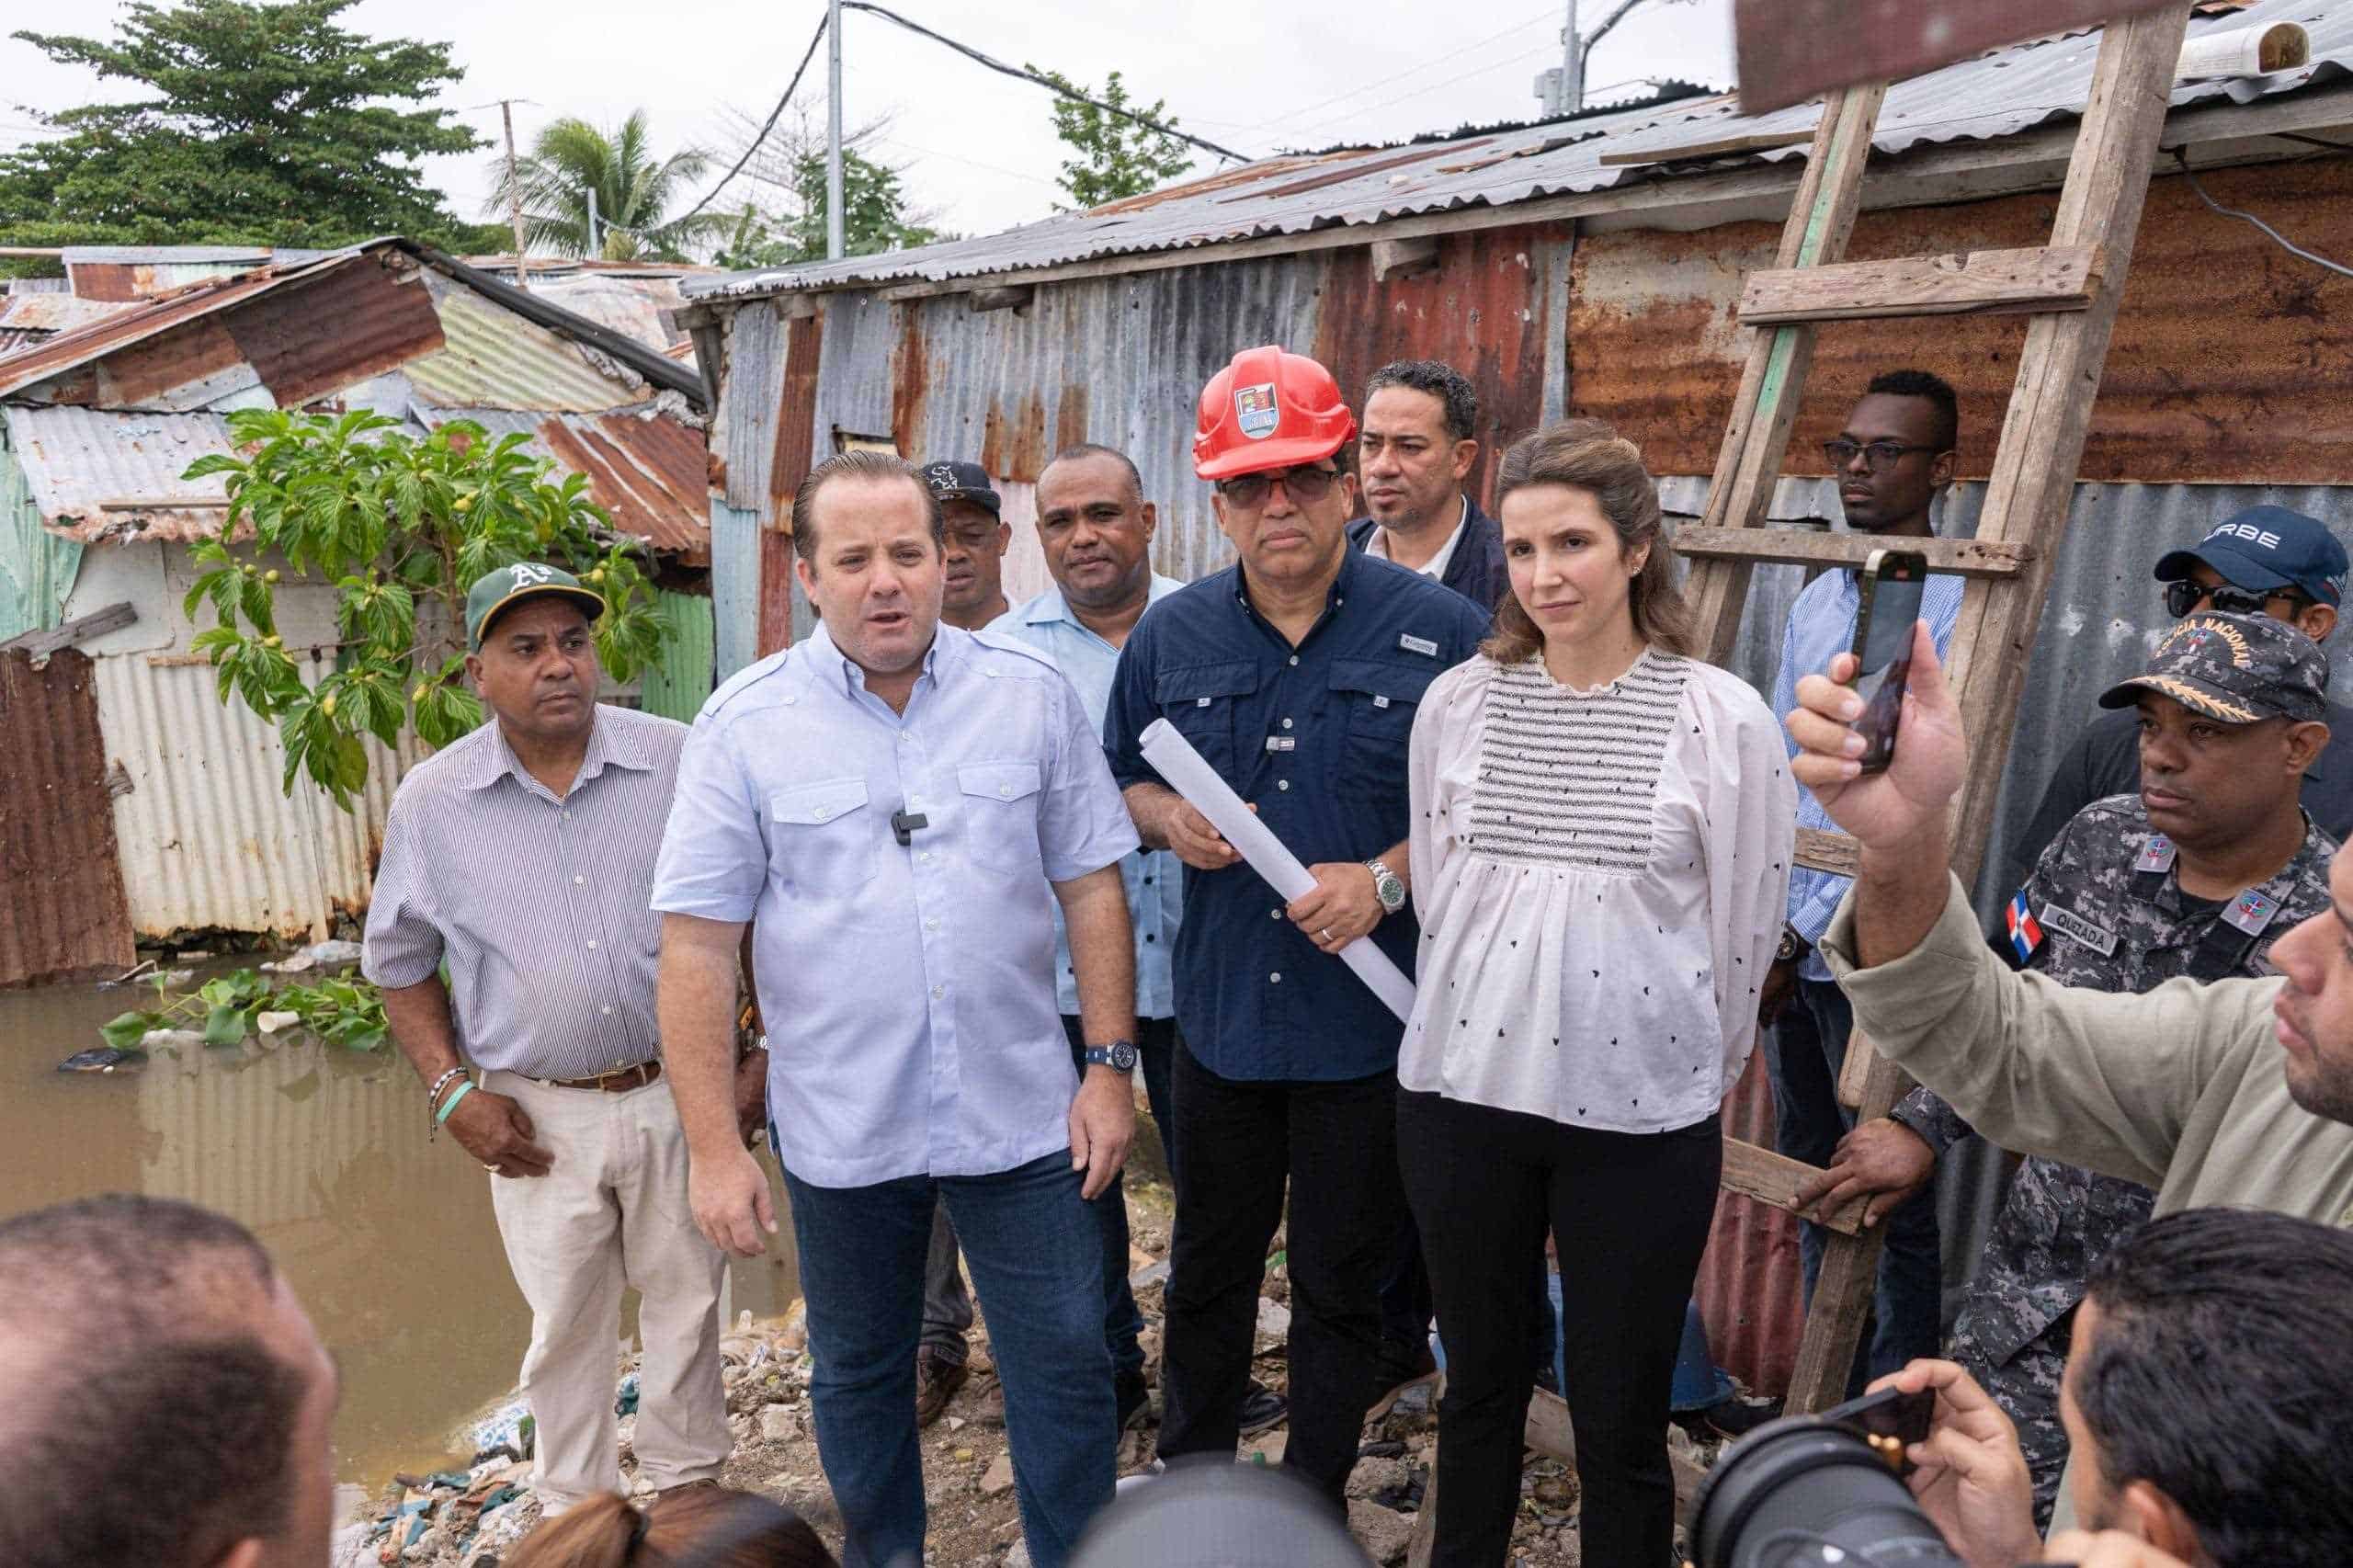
{"left": 1561, "top": 0, "right": 1583, "bottom": 117}
{"left": 826, "top": 0, "right": 846, "bottom": 262}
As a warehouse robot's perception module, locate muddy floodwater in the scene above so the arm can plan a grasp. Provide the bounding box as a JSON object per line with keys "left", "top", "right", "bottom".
{"left": 0, "top": 961, "right": 798, "bottom": 1485}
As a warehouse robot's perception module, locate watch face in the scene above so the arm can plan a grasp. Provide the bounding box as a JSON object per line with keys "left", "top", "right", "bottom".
{"left": 1113, "top": 1041, "right": 1139, "bottom": 1072}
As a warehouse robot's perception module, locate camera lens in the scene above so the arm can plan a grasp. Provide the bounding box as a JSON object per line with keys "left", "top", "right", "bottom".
{"left": 1687, "top": 1415, "right": 1965, "bottom": 1567}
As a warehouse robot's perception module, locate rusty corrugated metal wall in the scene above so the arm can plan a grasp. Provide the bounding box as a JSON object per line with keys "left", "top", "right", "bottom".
{"left": 0, "top": 649, "right": 136, "bottom": 986}
{"left": 700, "top": 223, "right": 1577, "bottom": 676}
{"left": 1569, "top": 159, "right": 2353, "bottom": 483}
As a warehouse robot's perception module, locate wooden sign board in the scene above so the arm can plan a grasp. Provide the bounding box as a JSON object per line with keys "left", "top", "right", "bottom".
{"left": 1733, "top": 0, "right": 2188, "bottom": 115}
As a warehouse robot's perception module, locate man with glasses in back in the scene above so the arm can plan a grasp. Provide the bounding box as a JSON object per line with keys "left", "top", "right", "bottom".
{"left": 1999, "top": 506, "right": 2353, "bottom": 884}
{"left": 1104, "top": 346, "right": 1486, "bottom": 1506}
{"left": 1761, "top": 369, "right": 1966, "bottom": 1385}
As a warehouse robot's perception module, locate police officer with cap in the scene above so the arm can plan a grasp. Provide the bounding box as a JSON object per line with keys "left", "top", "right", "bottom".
{"left": 2008, "top": 504, "right": 2353, "bottom": 881}
{"left": 1103, "top": 346, "right": 1487, "bottom": 1505}
{"left": 1800, "top": 609, "right": 2339, "bottom": 1526}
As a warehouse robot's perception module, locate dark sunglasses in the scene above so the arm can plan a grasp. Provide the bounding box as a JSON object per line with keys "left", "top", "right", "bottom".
{"left": 1217, "top": 464, "right": 1342, "bottom": 509}
{"left": 1823, "top": 438, "right": 1940, "bottom": 471}
{"left": 2163, "top": 579, "right": 2312, "bottom": 619}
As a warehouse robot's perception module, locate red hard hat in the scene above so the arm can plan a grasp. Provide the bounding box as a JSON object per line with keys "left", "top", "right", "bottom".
{"left": 1192, "top": 345, "right": 1358, "bottom": 482}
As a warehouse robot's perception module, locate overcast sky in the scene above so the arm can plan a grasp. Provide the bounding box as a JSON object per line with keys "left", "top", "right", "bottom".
{"left": 4, "top": 0, "right": 1736, "bottom": 245}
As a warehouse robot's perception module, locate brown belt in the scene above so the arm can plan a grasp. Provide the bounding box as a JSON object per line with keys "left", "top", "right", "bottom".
{"left": 535, "top": 1060, "right": 662, "bottom": 1093}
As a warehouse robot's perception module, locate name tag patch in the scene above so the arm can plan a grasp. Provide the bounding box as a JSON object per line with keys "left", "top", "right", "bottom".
{"left": 2039, "top": 902, "right": 2119, "bottom": 956}
{"left": 1398, "top": 633, "right": 1439, "bottom": 657}
{"left": 1265, "top": 736, "right": 1296, "bottom": 752}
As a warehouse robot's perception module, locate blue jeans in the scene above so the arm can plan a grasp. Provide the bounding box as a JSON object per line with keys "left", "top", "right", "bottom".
{"left": 783, "top": 1151, "right": 1115, "bottom": 1568}
{"left": 1768, "top": 976, "right": 1942, "bottom": 1384}
{"left": 1060, "top": 1014, "right": 1179, "bottom": 1381}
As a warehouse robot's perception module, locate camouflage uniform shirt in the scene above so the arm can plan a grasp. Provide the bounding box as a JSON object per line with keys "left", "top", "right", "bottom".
{"left": 1890, "top": 791, "right": 2336, "bottom": 1517}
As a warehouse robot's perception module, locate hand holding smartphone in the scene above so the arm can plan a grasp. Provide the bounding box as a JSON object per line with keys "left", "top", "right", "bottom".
{"left": 1847, "top": 549, "right": 1930, "bottom": 773}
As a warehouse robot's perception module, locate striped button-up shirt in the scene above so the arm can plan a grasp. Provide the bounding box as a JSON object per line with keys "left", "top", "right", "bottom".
{"left": 363, "top": 704, "right": 683, "bottom": 1078}
{"left": 988, "top": 574, "right": 1186, "bottom": 1019}
{"left": 651, "top": 623, "right": 1140, "bottom": 1187}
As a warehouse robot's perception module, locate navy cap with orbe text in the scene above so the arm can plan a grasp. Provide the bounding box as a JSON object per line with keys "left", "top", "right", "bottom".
{"left": 2154, "top": 504, "right": 2348, "bottom": 608}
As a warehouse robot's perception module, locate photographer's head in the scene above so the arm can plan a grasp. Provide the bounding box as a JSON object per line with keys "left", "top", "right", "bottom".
{"left": 2064, "top": 1208, "right": 2353, "bottom": 1567}
{"left": 0, "top": 1196, "right": 339, "bottom": 1568}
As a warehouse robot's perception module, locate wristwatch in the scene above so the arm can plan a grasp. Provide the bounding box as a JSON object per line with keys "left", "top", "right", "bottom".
{"left": 1776, "top": 925, "right": 1808, "bottom": 963}
{"left": 1367, "top": 858, "right": 1407, "bottom": 916}
{"left": 1083, "top": 1040, "right": 1139, "bottom": 1073}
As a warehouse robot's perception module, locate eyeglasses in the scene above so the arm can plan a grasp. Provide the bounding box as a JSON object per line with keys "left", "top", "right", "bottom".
{"left": 1823, "top": 439, "right": 1941, "bottom": 471}
{"left": 2163, "top": 579, "right": 2310, "bottom": 619}
{"left": 1217, "top": 464, "right": 1342, "bottom": 510}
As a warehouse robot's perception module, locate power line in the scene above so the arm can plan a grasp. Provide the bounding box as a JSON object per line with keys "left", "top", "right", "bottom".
{"left": 1283, "top": 40, "right": 1575, "bottom": 142}
{"left": 1241, "top": 6, "right": 1563, "bottom": 137}
{"left": 669, "top": 12, "right": 833, "bottom": 229}
{"left": 838, "top": 1, "right": 1252, "bottom": 165}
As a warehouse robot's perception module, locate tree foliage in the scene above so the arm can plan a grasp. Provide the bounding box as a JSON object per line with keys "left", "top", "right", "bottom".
{"left": 0, "top": 0, "right": 490, "bottom": 253}
{"left": 483, "top": 108, "right": 733, "bottom": 262}
{"left": 1027, "top": 67, "right": 1194, "bottom": 211}
{"left": 708, "top": 108, "right": 944, "bottom": 269}
{"left": 179, "top": 409, "right": 668, "bottom": 810}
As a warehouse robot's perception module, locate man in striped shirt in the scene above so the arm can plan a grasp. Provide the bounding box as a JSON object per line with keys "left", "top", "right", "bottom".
{"left": 365, "top": 562, "right": 733, "bottom": 1513}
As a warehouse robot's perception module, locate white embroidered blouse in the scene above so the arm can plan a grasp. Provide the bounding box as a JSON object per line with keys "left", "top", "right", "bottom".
{"left": 1401, "top": 649, "right": 1797, "bottom": 1133}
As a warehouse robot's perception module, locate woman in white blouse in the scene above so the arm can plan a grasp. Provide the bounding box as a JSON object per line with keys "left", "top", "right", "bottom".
{"left": 1398, "top": 420, "right": 1795, "bottom": 1567}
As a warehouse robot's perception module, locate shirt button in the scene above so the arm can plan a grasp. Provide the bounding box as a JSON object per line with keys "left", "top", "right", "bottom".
{"left": 1269, "top": 972, "right": 1282, "bottom": 984}
{"left": 586, "top": 940, "right": 597, "bottom": 950}
{"left": 599, "top": 1005, "right": 613, "bottom": 1016}
{"left": 925, "top": 917, "right": 939, "bottom": 932}
{"left": 574, "top": 875, "right": 585, "bottom": 886}
{"left": 1281, "top": 718, "right": 1293, "bottom": 730}
{"left": 1277, "top": 779, "right": 1291, "bottom": 791}
{"left": 1288, "top": 655, "right": 1300, "bottom": 666}
{"left": 918, "top": 850, "right": 933, "bottom": 863}
{"left": 814, "top": 806, "right": 830, "bottom": 820}
{"left": 907, "top": 794, "right": 922, "bottom": 810}
{"left": 931, "top": 984, "right": 945, "bottom": 1000}
{"left": 1270, "top": 908, "right": 1281, "bottom": 920}
{"left": 998, "top": 783, "right": 1013, "bottom": 797}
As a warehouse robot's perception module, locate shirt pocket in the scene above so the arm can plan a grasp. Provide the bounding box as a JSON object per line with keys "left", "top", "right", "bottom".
{"left": 1329, "top": 657, "right": 1437, "bottom": 801}
{"left": 769, "top": 778, "right": 878, "bottom": 896}
{"left": 1155, "top": 660, "right": 1260, "bottom": 780}
{"left": 959, "top": 760, "right": 1045, "bottom": 875}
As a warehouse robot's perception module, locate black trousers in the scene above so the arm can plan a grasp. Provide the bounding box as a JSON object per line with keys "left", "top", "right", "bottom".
{"left": 1158, "top": 1040, "right": 1405, "bottom": 1505}
{"left": 1398, "top": 1089, "right": 1721, "bottom": 1568}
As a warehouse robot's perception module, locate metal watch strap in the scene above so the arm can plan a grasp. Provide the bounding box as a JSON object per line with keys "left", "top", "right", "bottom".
{"left": 1367, "top": 858, "right": 1406, "bottom": 915}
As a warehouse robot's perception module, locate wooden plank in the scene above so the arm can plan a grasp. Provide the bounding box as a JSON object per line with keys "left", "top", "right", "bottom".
{"left": 1733, "top": 0, "right": 2186, "bottom": 116}
{"left": 1598, "top": 127, "right": 1814, "bottom": 167}
{"left": 1675, "top": 527, "right": 2030, "bottom": 579}
{"left": 1722, "top": 1135, "right": 1867, "bottom": 1236}
{"left": 1785, "top": 6, "right": 2198, "bottom": 1418}
{"left": 0, "top": 601, "right": 136, "bottom": 657}
{"left": 1372, "top": 236, "right": 1441, "bottom": 281}
{"left": 1736, "top": 244, "right": 2104, "bottom": 324}
{"left": 1688, "top": 82, "right": 1890, "bottom": 666}
{"left": 1793, "top": 826, "right": 1859, "bottom": 878}
{"left": 1836, "top": 1026, "right": 1893, "bottom": 1112}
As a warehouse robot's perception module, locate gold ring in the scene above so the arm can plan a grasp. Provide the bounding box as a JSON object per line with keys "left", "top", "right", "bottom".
{"left": 483, "top": 1164, "right": 500, "bottom": 1174}
{"left": 1320, "top": 928, "right": 1333, "bottom": 942}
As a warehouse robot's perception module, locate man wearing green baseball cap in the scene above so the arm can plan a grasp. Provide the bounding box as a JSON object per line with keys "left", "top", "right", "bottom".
{"left": 365, "top": 561, "right": 752, "bottom": 1513}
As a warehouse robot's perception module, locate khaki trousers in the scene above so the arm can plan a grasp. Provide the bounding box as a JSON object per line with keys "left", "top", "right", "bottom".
{"left": 485, "top": 1069, "right": 730, "bottom": 1509}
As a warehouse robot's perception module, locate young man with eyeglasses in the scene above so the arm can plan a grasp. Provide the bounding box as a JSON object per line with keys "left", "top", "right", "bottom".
{"left": 1103, "top": 346, "right": 1486, "bottom": 1506}
{"left": 1999, "top": 506, "right": 2353, "bottom": 889}
{"left": 1761, "top": 369, "right": 1965, "bottom": 1385}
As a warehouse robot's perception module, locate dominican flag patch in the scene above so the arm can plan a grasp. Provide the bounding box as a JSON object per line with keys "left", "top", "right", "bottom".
{"left": 2006, "top": 891, "right": 2043, "bottom": 963}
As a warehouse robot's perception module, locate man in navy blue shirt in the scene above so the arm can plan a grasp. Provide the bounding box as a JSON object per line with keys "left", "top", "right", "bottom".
{"left": 1105, "top": 346, "right": 1487, "bottom": 1505}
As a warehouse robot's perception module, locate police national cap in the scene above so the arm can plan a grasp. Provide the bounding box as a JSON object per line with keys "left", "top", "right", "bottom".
{"left": 919, "top": 459, "right": 1002, "bottom": 515}
{"left": 466, "top": 562, "right": 605, "bottom": 649}
{"left": 2097, "top": 609, "right": 2330, "bottom": 725}
{"left": 2153, "top": 504, "right": 2348, "bottom": 608}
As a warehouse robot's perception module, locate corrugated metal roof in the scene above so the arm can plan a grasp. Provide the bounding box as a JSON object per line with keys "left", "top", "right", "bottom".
{"left": 0, "top": 294, "right": 131, "bottom": 342}
{"left": 524, "top": 273, "right": 693, "bottom": 358}
{"left": 413, "top": 403, "right": 711, "bottom": 562}
{"left": 0, "top": 258, "right": 337, "bottom": 402}
{"left": 404, "top": 280, "right": 653, "bottom": 411}
{"left": 0, "top": 649, "right": 137, "bottom": 986}
{"left": 687, "top": 0, "right": 2353, "bottom": 300}
{"left": 3, "top": 406, "right": 236, "bottom": 544}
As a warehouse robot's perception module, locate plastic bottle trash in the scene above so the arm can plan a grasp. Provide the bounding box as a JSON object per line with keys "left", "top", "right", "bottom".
{"left": 255, "top": 1010, "right": 302, "bottom": 1035}
{"left": 262, "top": 939, "right": 365, "bottom": 974}
{"left": 139, "top": 1028, "right": 209, "bottom": 1051}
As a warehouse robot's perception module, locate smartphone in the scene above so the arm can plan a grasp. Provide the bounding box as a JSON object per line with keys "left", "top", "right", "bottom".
{"left": 1823, "top": 1382, "right": 1937, "bottom": 1475}
{"left": 1847, "top": 549, "right": 1929, "bottom": 773}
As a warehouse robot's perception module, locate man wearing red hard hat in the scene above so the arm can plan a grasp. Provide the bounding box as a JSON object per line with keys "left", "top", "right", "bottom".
{"left": 1104, "top": 347, "right": 1489, "bottom": 1506}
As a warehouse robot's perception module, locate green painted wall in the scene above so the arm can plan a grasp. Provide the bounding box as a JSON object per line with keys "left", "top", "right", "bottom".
{"left": 640, "top": 587, "right": 716, "bottom": 723}
{"left": 0, "top": 440, "right": 82, "bottom": 642}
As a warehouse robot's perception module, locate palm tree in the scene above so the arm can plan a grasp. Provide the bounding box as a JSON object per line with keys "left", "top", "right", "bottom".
{"left": 485, "top": 109, "right": 733, "bottom": 262}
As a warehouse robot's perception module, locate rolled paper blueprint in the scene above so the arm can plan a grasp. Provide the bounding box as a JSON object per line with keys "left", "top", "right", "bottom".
{"left": 1138, "top": 717, "right": 1416, "bottom": 1022}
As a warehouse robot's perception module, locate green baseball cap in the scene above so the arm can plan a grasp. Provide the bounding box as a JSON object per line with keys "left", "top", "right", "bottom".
{"left": 465, "top": 562, "right": 606, "bottom": 649}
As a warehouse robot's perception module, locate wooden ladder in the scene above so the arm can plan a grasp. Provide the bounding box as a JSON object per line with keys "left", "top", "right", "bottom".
{"left": 1684, "top": 1, "right": 2195, "bottom": 1415}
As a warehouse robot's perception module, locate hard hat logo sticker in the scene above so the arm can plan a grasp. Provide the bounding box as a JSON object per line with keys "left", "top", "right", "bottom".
{"left": 1234, "top": 382, "right": 1279, "bottom": 440}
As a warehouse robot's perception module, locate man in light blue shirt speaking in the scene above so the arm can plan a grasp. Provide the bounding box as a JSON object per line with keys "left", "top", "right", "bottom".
{"left": 989, "top": 442, "right": 1187, "bottom": 1433}
{"left": 653, "top": 450, "right": 1143, "bottom": 1568}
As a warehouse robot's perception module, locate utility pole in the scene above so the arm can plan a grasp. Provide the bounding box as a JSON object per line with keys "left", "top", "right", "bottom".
{"left": 499, "top": 98, "right": 530, "bottom": 292}
{"left": 1561, "top": 0, "right": 1583, "bottom": 117}
{"left": 826, "top": 0, "right": 846, "bottom": 261}
{"left": 585, "top": 186, "right": 601, "bottom": 259}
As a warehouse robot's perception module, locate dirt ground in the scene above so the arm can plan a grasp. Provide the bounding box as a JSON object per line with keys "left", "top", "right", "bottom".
{"left": 347, "top": 1163, "right": 1726, "bottom": 1567}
